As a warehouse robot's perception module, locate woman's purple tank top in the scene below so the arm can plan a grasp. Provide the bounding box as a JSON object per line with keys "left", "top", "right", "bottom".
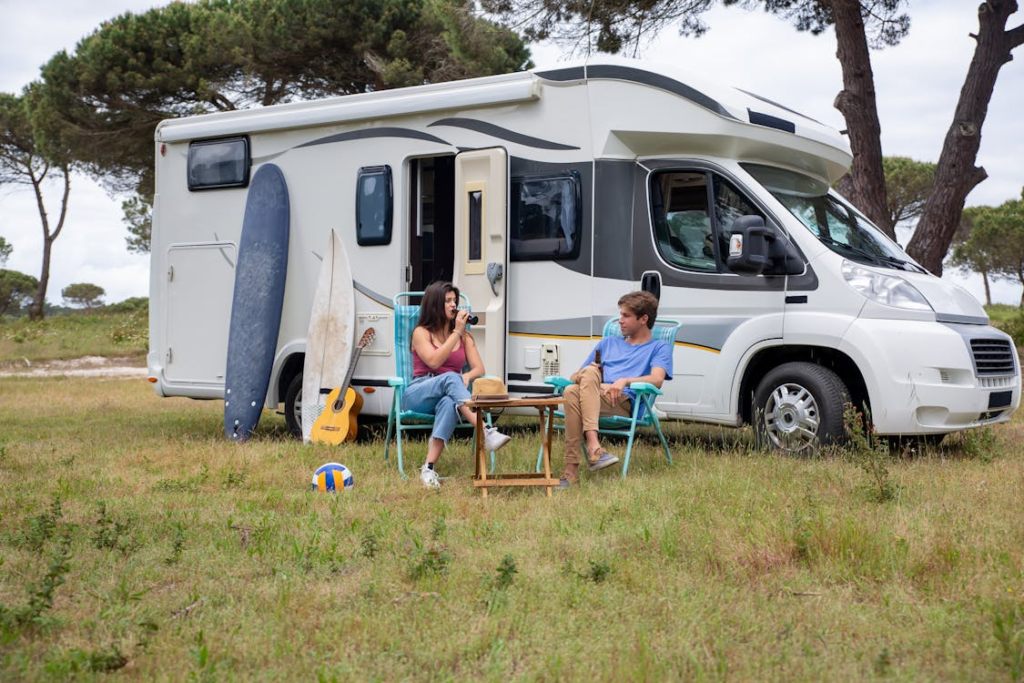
{"left": 412, "top": 335, "right": 466, "bottom": 378}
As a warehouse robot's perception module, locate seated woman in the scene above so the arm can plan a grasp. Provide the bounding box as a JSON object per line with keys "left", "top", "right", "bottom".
{"left": 404, "top": 281, "right": 512, "bottom": 488}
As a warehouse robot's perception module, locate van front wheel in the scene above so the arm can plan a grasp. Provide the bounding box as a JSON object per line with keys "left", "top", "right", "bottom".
{"left": 284, "top": 372, "right": 303, "bottom": 439}
{"left": 754, "top": 362, "right": 849, "bottom": 453}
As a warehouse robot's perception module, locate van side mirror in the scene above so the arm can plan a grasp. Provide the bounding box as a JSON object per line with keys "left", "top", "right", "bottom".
{"left": 726, "top": 215, "right": 804, "bottom": 277}
{"left": 726, "top": 216, "right": 772, "bottom": 276}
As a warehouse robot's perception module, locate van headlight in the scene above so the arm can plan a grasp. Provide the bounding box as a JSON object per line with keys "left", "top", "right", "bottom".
{"left": 842, "top": 260, "right": 932, "bottom": 311}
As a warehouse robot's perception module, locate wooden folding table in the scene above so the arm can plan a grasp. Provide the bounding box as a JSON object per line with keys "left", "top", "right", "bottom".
{"left": 464, "top": 397, "right": 564, "bottom": 498}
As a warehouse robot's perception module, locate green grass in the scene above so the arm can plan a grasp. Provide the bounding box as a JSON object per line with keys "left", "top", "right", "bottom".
{"left": 0, "top": 309, "right": 147, "bottom": 366}
{"left": 0, "top": 376, "right": 1021, "bottom": 680}
{"left": 986, "top": 304, "right": 1020, "bottom": 326}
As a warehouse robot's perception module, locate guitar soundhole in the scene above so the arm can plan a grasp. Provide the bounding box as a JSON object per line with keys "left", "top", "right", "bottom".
{"left": 333, "top": 399, "right": 346, "bottom": 412}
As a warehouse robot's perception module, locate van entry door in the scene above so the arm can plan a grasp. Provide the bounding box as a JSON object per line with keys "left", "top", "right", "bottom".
{"left": 453, "top": 148, "right": 508, "bottom": 381}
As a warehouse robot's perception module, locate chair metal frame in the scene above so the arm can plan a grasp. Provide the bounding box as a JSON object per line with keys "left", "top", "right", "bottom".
{"left": 383, "top": 291, "right": 494, "bottom": 477}
{"left": 538, "top": 318, "right": 679, "bottom": 477}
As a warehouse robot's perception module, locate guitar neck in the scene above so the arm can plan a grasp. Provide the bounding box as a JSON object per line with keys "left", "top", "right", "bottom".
{"left": 339, "top": 347, "right": 363, "bottom": 394}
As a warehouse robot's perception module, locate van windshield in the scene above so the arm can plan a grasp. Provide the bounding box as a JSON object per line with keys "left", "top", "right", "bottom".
{"left": 742, "top": 163, "right": 926, "bottom": 273}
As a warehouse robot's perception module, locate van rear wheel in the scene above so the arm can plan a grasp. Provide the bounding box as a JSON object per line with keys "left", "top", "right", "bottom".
{"left": 754, "top": 362, "right": 849, "bottom": 453}
{"left": 284, "top": 372, "right": 303, "bottom": 439}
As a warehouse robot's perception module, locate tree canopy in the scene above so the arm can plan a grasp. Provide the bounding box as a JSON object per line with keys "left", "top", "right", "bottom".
{"left": 0, "top": 269, "right": 40, "bottom": 317}
{"left": 481, "top": 0, "right": 908, "bottom": 55}
{"left": 0, "top": 90, "right": 72, "bottom": 320}
{"left": 38, "top": 0, "right": 531, "bottom": 252}
{"left": 950, "top": 190, "right": 1024, "bottom": 306}
{"left": 62, "top": 282, "right": 106, "bottom": 311}
{"left": 882, "top": 156, "right": 935, "bottom": 238}
{"left": 0, "top": 236, "right": 11, "bottom": 267}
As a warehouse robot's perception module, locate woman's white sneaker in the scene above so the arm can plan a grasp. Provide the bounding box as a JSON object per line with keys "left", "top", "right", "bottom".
{"left": 483, "top": 425, "right": 512, "bottom": 452}
{"left": 420, "top": 465, "right": 441, "bottom": 489}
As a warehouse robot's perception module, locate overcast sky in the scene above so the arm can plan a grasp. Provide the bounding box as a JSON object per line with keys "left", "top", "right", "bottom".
{"left": 1, "top": 0, "right": 1022, "bottom": 305}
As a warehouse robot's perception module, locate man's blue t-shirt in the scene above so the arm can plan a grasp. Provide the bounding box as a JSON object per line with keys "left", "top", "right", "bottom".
{"left": 581, "top": 335, "right": 674, "bottom": 412}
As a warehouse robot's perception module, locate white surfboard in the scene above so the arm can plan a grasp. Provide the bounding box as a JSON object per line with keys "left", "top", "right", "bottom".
{"left": 302, "top": 230, "right": 356, "bottom": 443}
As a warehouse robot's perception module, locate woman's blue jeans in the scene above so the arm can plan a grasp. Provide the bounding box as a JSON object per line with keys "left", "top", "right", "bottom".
{"left": 403, "top": 373, "right": 470, "bottom": 443}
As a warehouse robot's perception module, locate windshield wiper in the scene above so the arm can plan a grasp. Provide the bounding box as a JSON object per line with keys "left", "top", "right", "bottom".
{"left": 817, "top": 234, "right": 888, "bottom": 267}
{"left": 871, "top": 253, "right": 927, "bottom": 273}
{"left": 818, "top": 236, "right": 926, "bottom": 273}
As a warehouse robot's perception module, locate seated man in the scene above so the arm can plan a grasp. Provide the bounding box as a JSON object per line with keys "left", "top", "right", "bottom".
{"left": 560, "top": 291, "right": 674, "bottom": 486}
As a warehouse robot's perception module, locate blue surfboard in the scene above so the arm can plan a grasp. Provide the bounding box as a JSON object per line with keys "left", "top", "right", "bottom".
{"left": 224, "top": 163, "right": 290, "bottom": 441}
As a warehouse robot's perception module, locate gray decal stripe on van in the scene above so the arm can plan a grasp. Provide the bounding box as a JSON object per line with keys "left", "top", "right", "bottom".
{"left": 352, "top": 281, "right": 392, "bottom": 308}
{"left": 536, "top": 67, "right": 586, "bottom": 82}
{"left": 510, "top": 317, "right": 725, "bottom": 353}
{"left": 510, "top": 318, "right": 593, "bottom": 338}
{"left": 662, "top": 316, "right": 746, "bottom": 351}
{"left": 297, "top": 127, "right": 450, "bottom": 149}
{"left": 584, "top": 65, "right": 738, "bottom": 121}
{"left": 428, "top": 118, "right": 580, "bottom": 151}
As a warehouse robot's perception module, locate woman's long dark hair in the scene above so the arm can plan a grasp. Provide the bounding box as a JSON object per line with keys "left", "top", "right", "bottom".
{"left": 416, "top": 281, "right": 458, "bottom": 338}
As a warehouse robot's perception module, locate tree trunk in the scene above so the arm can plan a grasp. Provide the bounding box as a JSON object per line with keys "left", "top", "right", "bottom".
{"left": 27, "top": 164, "right": 71, "bottom": 321}
{"left": 829, "top": 0, "right": 893, "bottom": 239}
{"left": 981, "top": 268, "right": 992, "bottom": 306}
{"left": 906, "top": 1, "right": 1024, "bottom": 276}
{"left": 29, "top": 237, "right": 52, "bottom": 321}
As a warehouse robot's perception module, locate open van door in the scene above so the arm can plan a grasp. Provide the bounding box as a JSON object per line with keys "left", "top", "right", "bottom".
{"left": 453, "top": 148, "right": 508, "bottom": 381}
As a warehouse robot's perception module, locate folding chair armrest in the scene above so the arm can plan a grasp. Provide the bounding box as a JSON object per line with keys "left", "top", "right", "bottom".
{"left": 544, "top": 376, "right": 573, "bottom": 394}
{"left": 388, "top": 377, "right": 405, "bottom": 388}
{"left": 629, "top": 381, "right": 663, "bottom": 396}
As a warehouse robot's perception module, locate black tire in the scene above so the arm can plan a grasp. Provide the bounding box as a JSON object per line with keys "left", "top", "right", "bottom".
{"left": 753, "top": 362, "right": 850, "bottom": 453}
{"left": 284, "top": 372, "right": 303, "bottom": 439}
{"left": 886, "top": 433, "right": 945, "bottom": 455}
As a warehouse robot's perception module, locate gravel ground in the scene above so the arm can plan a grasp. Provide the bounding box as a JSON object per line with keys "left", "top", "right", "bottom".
{"left": 0, "top": 356, "right": 147, "bottom": 378}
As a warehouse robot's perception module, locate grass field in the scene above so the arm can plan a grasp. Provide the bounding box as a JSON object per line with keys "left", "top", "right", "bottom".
{"left": 0, "top": 306, "right": 148, "bottom": 367}
{"left": 0, "top": 374, "right": 1021, "bottom": 681}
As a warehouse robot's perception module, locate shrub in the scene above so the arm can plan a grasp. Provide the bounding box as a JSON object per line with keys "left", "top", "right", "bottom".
{"left": 998, "top": 311, "right": 1024, "bottom": 349}
{"left": 105, "top": 297, "right": 148, "bottom": 314}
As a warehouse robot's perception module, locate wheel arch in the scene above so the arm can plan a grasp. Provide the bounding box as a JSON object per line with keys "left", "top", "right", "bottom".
{"left": 738, "top": 345, "right": 869, "bottom": 425}
{"left": 276, "top": 352, "right": 305, "bottom": 404}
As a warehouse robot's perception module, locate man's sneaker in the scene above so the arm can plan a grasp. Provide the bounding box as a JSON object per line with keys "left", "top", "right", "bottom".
{"left": 420, "top": 465, "right": 441, "bottom": 489}
{"left": 588, "top": 450, "right": 620, "bottom": 471}
{"left": 483, "top": 425, "right": 512, "bottom": 452}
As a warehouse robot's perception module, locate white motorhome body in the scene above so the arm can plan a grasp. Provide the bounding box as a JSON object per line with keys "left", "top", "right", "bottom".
{"left": 149, "top": 59, "right": 1019, "bottom": 448}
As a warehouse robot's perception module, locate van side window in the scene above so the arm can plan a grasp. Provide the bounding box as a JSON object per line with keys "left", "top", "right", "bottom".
{"left": 187, "top": 137, "right": 250, "bottom": 191}
{"left": 650, "top": 172, "right": 716, "bottom": 271}
{"left": 356, "top": 166, "right": 393, "bottom": 246}
{"left": 510, "top": 171, "right": 581, "bottom": 261}
{"left": 650, "top": 171, "right": 767, "bottom": 272}
{"left": 711, "top": 175, "right": 764, "bottom": 236}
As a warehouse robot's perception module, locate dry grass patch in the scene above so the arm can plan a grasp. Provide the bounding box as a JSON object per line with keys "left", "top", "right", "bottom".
{"left": 0, "top": 375, "right": 1022, "bottom": 680}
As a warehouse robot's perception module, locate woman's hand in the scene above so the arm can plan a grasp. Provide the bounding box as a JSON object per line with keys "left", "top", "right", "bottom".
{"left": 461, "top": 372, "right": 472, "bottom": 389}
{"left": 454, "top": 309, "right": 469, "bottom": 335}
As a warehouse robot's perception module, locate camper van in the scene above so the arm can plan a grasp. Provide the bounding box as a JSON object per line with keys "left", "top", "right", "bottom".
{"left": 148, "top": 58, "right": 1019, "bottom": 451}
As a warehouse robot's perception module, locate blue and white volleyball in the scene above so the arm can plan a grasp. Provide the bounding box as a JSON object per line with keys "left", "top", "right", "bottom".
{"left": 311, "top": 462, "right": 353, "bottom": 492}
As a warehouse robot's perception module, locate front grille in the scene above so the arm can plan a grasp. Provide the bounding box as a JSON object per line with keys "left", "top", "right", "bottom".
{"left": 970, "top": 338, "right": 1016, "bottom": 376}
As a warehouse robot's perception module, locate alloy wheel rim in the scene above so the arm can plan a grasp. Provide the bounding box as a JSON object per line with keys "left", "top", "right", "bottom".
{"left": 763, "top": 382, "right": 820, "bottom": 452}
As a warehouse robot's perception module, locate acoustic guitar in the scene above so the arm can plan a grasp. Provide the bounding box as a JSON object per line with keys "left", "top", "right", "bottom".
{"left": 310, "top": 327, "right": 375, "bottom": 445}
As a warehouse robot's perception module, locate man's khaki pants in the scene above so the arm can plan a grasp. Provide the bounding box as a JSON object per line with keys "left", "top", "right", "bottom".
{"left": 562, "top": 364, "right": 631, "bottom": 466}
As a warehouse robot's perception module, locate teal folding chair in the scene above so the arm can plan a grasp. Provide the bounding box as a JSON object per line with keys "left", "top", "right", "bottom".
{"left": 538, "top": 318, "right": 679, "bottom": 477}
{"left": 383, "top": 291, "right": 494, "bottom": 477}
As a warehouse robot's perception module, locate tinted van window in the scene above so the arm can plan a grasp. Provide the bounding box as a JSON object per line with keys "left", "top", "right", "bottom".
{"left": 510, "top": 172, "right": 581, "bottom": 261}
{"left": 187, "top": 137, "right": 250, "bottom": 190}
